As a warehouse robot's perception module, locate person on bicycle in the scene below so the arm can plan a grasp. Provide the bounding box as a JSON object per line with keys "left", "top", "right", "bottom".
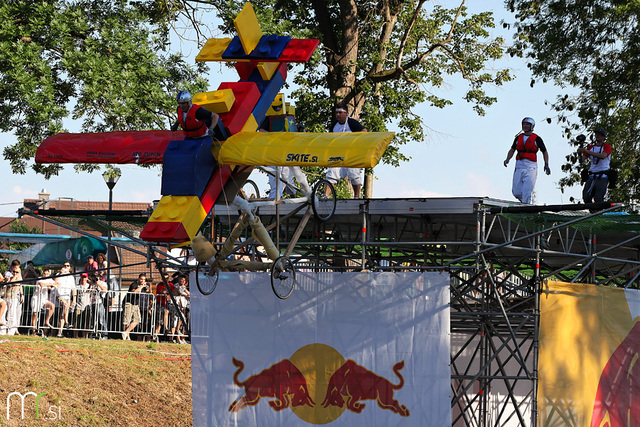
{"left": 171, "top": 90, "right": 221, "bottom": 140}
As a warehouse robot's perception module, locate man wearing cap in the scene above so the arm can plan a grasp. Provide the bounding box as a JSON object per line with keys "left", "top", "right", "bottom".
{"left": 577, "top": 128, "right": 612, "bottom": 203}
{"left": 504, "top": 117, "right": 551, "bottom": 204}
{"left": 170, "top": 90, "right": 221, "bottom": 139}
{"left": 325, "top": 102, "right": 367, "bottom": 198}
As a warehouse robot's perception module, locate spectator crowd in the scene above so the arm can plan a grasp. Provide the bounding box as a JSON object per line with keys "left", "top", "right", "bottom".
{"left": 0, "top": 256, "right": 190, "bottom": 343}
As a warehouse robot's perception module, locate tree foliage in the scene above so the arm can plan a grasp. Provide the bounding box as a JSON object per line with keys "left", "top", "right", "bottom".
{"left": 193, "top": 0, "right": 512, "bottom": 177}
{"left": 7, "top": 219, "right": 43, "bottom": 252}
{"left": 0, "top": 219, "right": 43, "bottom": 271}
{"left": 506, "top": 0, "right": 640, "bottom": 202}
{"left": 0, "top": 0, "right": 209, "bottom": 178}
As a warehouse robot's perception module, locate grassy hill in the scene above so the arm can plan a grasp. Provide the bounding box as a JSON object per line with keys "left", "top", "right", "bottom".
{"left": 0, "top": 336, "right": 192, "bottom": 426}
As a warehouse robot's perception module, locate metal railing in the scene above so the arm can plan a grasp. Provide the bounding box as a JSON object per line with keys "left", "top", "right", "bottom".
{"left": 1, "top": 288, "right": 190, "bottom": 342}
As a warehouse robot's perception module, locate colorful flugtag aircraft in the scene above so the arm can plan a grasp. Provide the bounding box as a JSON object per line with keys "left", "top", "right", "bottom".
{"left": 36, "top": 2, "right": 394, "bottom": 247}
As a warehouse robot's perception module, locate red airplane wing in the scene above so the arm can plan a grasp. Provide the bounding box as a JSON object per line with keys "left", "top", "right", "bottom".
{"left": 36, "top": 130, "right": 184, "bottom": 164}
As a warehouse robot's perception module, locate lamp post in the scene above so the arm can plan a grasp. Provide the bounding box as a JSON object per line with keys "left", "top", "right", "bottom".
{"left": 103, "top": 170, "right": 121, "bottom": 288}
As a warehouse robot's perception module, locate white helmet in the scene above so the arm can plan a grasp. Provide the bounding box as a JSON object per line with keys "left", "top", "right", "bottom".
{"left": 176, "top": 90, "right": 192, "bottom": 103}
{"left": 522, "top": 117, "right": 535, "bottom": 130}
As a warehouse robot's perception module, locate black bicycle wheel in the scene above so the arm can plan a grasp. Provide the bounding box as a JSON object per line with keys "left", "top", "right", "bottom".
{"left": 196, "top": 262, "right": 219, "bottom": 295}
{"left": 241, "top": 179, "right": 260, "bottom": 200}
{"left": 311, "top": 179, "right": 336, "bottom": 221}
{"left": 270, "top": 256, "right": 296, "bottom": 299}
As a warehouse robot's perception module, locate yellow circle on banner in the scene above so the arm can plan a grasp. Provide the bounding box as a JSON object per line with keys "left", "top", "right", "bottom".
{"left": 289, "top": 343, "right": 346, "bottom": 424}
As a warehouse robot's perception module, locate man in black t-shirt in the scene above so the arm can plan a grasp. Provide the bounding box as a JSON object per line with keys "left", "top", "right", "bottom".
{"left": 325, "top": 103, "right": 368, "bottom": 198}
{"left": 122, "top": 273, "right": 149, "bottom": 340}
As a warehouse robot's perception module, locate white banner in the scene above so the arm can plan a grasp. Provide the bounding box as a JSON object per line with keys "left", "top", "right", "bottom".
{"left": 191, "top": 271, "right": 450, "bottom": 426}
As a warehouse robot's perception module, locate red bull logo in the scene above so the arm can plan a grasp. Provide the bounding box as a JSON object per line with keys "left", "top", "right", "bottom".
{"left": 229, "top": 343, "right": 410, "bottom": 423}
{"left": 321, "top": 359, "right": 409, "bottom": 417}
{"left": 590, "top": 321, "right": 640, "bottom": 426}
{"left": 228, "top": 357, "right": 315, "bottom": 412}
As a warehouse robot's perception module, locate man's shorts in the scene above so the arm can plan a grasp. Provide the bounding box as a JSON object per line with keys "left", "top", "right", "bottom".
{"left": 123, "top": 303, "right": 142, "bottom": 326}
{"left": 325, "top": 167, "right": 362, "bottom": 186}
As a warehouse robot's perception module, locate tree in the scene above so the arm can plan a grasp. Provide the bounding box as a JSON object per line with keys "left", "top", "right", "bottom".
{"left": 0, "top": 219, "right": 43, "bottom": 271}
{"left": 7, "top": 220, "right": 43, "bottom": 252}
{"left": 185, "top": 0, "right": 512, "bottom": 196}
{"left": 0, "top": 0, "right": 209, "bottom": 178}
{"left": 506, "top": 0, "right": 640, "bottom": 202}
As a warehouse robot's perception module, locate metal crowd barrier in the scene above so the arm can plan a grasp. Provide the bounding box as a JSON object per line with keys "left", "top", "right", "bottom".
{"left": 1, "top": 287, "right": 190, "bottom": 342}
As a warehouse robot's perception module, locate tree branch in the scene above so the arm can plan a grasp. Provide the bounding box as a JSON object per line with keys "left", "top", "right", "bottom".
{"left": 446, "top": 0, "right": 466, "bottom": 41}
{"left": 396, "top": 0, "right": 426, "bottom": 69}
{"left": 366, "top": 1, "right": 470, "bottom": 85}
{"left": 369, "top": 0, "right": 402, "bottom": 75}
{"left": 366, "top": 42, "right": 441, "bottom": 83}
{"left": 311, "top": 0, "right": 337, "bottom": 53}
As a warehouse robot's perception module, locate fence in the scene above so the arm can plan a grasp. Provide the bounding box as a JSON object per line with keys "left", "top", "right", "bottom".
{"left": 0, "top": 285, "right": 190, "bottom": 342}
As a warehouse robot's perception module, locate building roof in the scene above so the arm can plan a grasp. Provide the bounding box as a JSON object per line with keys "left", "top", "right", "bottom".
{"left": 1, "top": 195, "right": 157, "bottom": 281}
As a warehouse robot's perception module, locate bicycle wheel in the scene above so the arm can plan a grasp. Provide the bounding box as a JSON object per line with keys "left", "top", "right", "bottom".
{"left": 270, "top": 256, "right": 296, "bottom": 299}
{"left": 196, "top": 262, "right": 219, "bottom": 295}
{"left": 311, "top": 179, "right": 336, "bottom": 221}
{"left": 241, "top": 179, "right": 260, "bottom": 200}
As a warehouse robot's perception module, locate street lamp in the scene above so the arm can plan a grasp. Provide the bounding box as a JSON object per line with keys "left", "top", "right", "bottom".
{"left": 102, "top": 170, "right": 121, "bottom": 289}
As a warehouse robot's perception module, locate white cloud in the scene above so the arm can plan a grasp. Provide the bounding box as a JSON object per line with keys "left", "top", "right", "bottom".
{"left": 12, "top": 185, "right": 38, "bottom": 200}
{"left": 396, "top": 188, "right": 453, "bottom": 198}
{"left": 463, "top": 172, "right": 504, "bottom": 197}
{"left": 129, "top": 190, "right": 160, "bottom": 203}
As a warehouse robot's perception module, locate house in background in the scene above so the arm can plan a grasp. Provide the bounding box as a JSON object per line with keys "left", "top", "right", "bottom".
{"left": 0, "top": 189, "right": 169, "bottom": 284}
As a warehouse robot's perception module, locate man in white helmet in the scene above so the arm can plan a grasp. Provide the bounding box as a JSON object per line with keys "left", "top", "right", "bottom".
{"left": 503, "top": 117, "right": 551, "bottom": 204}
{"left": 170, "top": 90, "right": 221, "bottom": 139}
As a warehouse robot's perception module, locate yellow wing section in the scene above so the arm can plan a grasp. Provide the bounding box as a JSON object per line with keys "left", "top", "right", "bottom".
{"left": 214, "top": 132, "right": 394, "bottom": 168}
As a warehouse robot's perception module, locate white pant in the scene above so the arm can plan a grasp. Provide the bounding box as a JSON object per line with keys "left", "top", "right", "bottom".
{"left": 5, "top": 297, "right": 22, "bottom": 336}
{"left": 0, "top": 301, "right": 6, "bottom": 335}
{"left": 512, "top": 166, "right": 537, "bottom": 204}
{"left": 265, "top": 167, "right": 295, "bottom": 199}
{"left": 326, "top": 167, "right": 362, "bottom": 186}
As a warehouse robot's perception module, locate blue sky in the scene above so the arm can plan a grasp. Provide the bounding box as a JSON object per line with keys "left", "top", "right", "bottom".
{"left": 0, "top": 1, "right": 586, "bottom": 218}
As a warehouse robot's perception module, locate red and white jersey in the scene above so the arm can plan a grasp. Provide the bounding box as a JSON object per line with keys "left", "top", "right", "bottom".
{"left": 584, "top": 143, "right": 612, "bottom": 173}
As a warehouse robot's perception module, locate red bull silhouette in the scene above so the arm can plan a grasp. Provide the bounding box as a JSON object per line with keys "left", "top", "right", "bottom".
{"left": 228, "top": 357, "right": 315, "bottom": 412}
{"left": 590, "top": 321, "right": 640, "bottom": 426}
{"left": 321, "top": 359, "right": 410, "bottom": 417}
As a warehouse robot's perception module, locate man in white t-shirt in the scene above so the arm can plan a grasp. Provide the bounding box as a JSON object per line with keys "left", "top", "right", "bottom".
{"left": 577, "top": 129, "right": 612, "bottom": 203}
{"left": 31, "top": 268, "right": 56, "bottom": 334}
{"left": 54, "top": 262, "right": 77, "bottom": 337}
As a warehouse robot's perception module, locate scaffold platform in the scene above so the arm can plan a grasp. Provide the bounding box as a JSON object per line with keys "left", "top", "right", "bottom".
{"left": 212, "top": 197, "right": 640, "bottom": 286}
